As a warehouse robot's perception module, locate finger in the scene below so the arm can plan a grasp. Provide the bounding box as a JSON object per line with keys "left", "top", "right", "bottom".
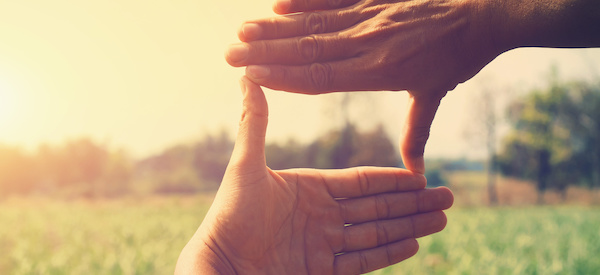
{"left": 341, "top": 211, "right": 447, "bottom": 253}
{"left": 339, "top": 187, "right": 454, "bottom": 224}
{"left": 334, "top": 238, "right": 418, "bottom": 275}
{"left": 226, "top": 33, "right": 356, "bottom": 67}
{"left": 400, "top": 93, "right": 446, "bottom": 174}
{"left": 318, "top": 167, "right": 426, "bottom": 198}
{"left": 273, "top": 0, "right": 361, "bottom": 15}
{"left": 237, "top": 10, "right": 358, "bottom": 42}
{"left": 229, "top": 76, "right": 269, "bottom": 171}
{"left": 244, "top": 60, "right": 390, "bottom": 94}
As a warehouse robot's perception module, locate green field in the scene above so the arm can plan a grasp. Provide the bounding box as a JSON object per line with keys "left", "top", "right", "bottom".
{"left": 1, "top": 196, "right": 599, "bottom": 275}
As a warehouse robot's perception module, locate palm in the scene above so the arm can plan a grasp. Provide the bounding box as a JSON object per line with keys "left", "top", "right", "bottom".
{"left": 216, "top": 168, "right": 344, "bottom": 274}
{"left": 176, "top": 78, "right": 453, "bottom": 275}
{"left": 216, "top": 164, "right": 451, "bottom": 274}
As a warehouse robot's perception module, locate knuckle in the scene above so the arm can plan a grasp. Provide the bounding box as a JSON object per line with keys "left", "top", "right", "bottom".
{"left": 305, "top": 13, "right": 326, "bottom": 34}
{"left": 338, "top": 201, "right": 349, "bottom": 221}
{"left": 343, "top": 229, "right": 352, "bottom": 251}
{"left": 306, "top": 63, "right": 334, "bottom": 92}
{"left": 414, "top": 191, "right": 422, "bottom": 213}
{"left": 385, "top": 245, "right": 393, "bottom": 267}
{"left": 375, "top": 221, "right": 389, "bottom": 246}
{"left": 375, "top": 194, "right": 390, "bottom": 219}
{"left": 409, "top": 215, "right": 418, "bottom": 237}
{"left": 298, "top": 35, "right": 320, "bottom": 63}
{"left": 268, "top": 17, "right": 283, "bottom": 36}
{"left": 355, "top": 168, "right": 370, "bottom": 196}
{"left": 359, "top": 251, "right": 369, "bottom": 274}
{"left": 408, "top": 126, "right": 431, "bottom": 148}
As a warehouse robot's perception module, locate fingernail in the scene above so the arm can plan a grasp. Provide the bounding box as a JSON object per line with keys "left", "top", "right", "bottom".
{"left": 226, "top": 44, "right": 249, "bottom": 63}
{"left": 273, "top": 0, "right": 291, "bottom": 13}
{"left": 241, "top": 23, "right": 262, "bottom": 41}
{"left": 246, "top": 65, "right": 271, "bottom": 79}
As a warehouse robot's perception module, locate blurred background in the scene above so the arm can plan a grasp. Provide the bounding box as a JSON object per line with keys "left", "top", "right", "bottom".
{"left": 1, "top": 0, "right": 599, "bottom": 274}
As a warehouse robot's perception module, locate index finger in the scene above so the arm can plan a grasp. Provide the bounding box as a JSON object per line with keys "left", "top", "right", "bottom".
{"left": 314, "top": 167, "right": 426, "bottom": 198}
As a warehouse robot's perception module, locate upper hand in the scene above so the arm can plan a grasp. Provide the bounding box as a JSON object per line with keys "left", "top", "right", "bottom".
{"left": 227, "top": 0, "right": 498, "bottom": 94}
{"left": 225, "top": 0, "right": 501, "bottom": 173}
{"left": 176, "top": 77, "right": 454, "bottom": 274}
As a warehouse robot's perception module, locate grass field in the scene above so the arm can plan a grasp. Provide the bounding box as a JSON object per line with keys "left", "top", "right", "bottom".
{"left": 375, "top": 206, "right": 600, "bottom": 274}
{"left": 1, "top": 194, "right": 599, "bottom": 274}
{"left": 0, "top": 196, "right": 211, "bottom": 275}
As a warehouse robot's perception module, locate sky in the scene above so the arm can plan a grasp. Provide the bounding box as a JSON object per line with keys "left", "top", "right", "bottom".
{"left": 1, "top": 0, "right": 599, "bottom": 160}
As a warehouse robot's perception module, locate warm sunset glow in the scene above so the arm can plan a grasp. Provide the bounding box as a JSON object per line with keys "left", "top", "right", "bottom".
{"left": 0, "top": 76, "right": 18, "bottom": 127}
{"left": 0, "top": 0, "right": 598, "bottom": 158}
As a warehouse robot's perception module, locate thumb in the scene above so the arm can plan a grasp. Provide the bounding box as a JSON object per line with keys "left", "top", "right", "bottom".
{"left": 229, "top": 76, "right": 269, "bottom": 172}
{"left": 400, "top": 93, "right": 444, "bottom": 174}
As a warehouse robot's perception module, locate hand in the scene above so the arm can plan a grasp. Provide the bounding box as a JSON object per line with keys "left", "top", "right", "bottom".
{"left": 224, "top": 0, "right": 500, "bottom": 173}
{"left": 175, "top": 77, "right": 454, "bottom": 275}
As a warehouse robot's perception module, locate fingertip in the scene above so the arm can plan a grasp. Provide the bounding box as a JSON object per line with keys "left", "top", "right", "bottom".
{"left": 225, "top": 43, "right": 249, "bottom": 66}
{"left": 416, "top": 172, "right": 427, "bottom": 188}
{"left": 427, "top": 211, "right": 449, "bottom": 235}
{"left": 246, "top": 65, "right": 272, "bottom": 80}
{"left": 436, "top": 211, "right": 449, "bottom": 232}
{"left": 230, "top": 77, "right": 268, "bottom": 170}
{"left": 240, "top": 76, "right": 268, "bottom": 116}
{"left": 238, "top": 23, "right": 262, "bottom": 42}
{"left": 402, "top": 154, "right": 425, "bottom": 175}
{"left": 436, "top": 186, "right": 455, "bottom": 209}
{"left": 409, "top": 238, "right": 420, "bottom": 254}
{"left": 403, "top": 238, "right": 420, "bottom": 259}
{"left": 272, "top": 0, "right": 291, "bottom": 14}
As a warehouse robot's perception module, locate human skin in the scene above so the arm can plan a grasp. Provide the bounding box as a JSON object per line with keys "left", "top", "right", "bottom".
{"left": 224, "top": 0, "right": 600, "bottom": 174}
{"left": 175, "top": 77, "right": 454, "bottom": 274}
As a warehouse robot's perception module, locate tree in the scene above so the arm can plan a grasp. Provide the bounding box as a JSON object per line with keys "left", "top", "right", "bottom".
{"left": 192, "top": 131, "right": 234, "bottom": 187}
{"left": 312, "top": 122, "right": 399, "bottom": 169}
{"left": 498, "top": 77, "right": 600, "bottom": 202}
{"left": 464, "top": 77, "right": 512, "bottom": 205}
{"left": 349, "top": 124, "right": 399, "bottom": 167}
{"left": 557, "top": 81, "right": 600, "bottom": 188}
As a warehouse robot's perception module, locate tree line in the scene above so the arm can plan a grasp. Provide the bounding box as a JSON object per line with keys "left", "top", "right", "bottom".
{"left": 1, "top": 76, "right": 598, "bottom": 200}
{"left": 0, "top": 124, "right": 399, "bottom": 197}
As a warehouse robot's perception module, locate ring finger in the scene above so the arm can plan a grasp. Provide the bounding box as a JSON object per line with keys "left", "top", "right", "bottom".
{"left": 340, "top": 210, "right": 447, "bottom": 253}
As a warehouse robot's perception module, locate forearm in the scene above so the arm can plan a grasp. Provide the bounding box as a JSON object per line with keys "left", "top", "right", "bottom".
{"left": 485, "top": 0, "right": 600, "bottom": 50}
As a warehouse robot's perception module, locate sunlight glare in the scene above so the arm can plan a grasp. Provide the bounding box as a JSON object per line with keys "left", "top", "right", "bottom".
{"left": 0, "top": 76, "right": 18, "bottom": 127}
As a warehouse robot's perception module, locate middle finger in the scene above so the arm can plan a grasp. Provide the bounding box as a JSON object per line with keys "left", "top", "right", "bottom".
{"left": 226, "top": 32, "right": 358, "bottom": 67}
{"left": 338, "top": 187, "right": 454, "bottom": 224}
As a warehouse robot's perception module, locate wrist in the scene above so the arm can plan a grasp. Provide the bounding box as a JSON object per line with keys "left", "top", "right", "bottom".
{"left": 473, "top": 0, "right": 517, "bottom": 53}
{"left": 487, "top": 0, "right": 600, "bottom": 49}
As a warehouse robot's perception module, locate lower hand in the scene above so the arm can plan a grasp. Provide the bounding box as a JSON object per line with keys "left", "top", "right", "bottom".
{"left": 176, "top": 77, "right": 454, "bottom": 274}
